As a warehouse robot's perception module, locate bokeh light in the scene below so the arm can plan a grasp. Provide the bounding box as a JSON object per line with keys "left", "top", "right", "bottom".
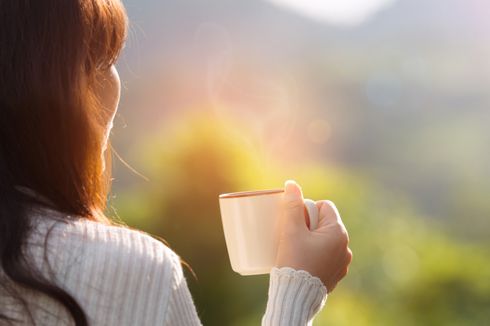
{"left": 266, "top": 0, "right": 395, "bottom": 26}
{"left": 307, "top": 118, "right": 331, "bottom": 144}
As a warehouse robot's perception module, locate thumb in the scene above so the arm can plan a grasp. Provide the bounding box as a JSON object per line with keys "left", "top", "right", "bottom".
{"left": 281, "top": 180, "right": 308, "bottom": 231}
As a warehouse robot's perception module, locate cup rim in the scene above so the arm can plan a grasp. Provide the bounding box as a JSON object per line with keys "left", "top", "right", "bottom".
{"left": 219, "top": 188, "right": 284, "bottom": 199}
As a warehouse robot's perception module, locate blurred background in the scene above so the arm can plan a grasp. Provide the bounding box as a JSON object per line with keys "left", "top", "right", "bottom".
{"left": 110, "top": 0, "right": 490, "bottom": 324}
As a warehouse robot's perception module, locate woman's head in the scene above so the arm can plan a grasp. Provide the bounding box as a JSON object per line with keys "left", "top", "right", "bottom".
{"left": 0, "top": 0, "right": 127, "bottom": 218}
{"left": 0, "top": 1, "right": 127, "bottom": 325}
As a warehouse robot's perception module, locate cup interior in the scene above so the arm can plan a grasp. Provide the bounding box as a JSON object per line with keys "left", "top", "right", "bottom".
{"left": 219, "top": 189, "right": 284, "bottom": 199}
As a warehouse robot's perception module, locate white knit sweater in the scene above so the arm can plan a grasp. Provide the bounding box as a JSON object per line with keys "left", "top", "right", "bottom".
{"left": 2, "top": 207, "right": 327, "bottom": 325}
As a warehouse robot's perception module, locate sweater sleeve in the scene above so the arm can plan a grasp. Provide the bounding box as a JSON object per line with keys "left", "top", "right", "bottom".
{"left": 163, "top": 255, "right": 326, "bottom": 326}
{"left": 164, "top": 251, "right": 202, "bottom": 326}
{"left": 262, "top": 267, "right": 328, "bottom": 326}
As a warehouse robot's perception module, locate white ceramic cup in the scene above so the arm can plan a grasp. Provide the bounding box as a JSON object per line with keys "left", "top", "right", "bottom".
{"left": 219, "top": 189, "right": 318, "bottom": 275}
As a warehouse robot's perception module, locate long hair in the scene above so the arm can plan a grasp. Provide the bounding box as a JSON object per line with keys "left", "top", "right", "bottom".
{"left": 0, "top": 0, "right": 127, "bottom": 324}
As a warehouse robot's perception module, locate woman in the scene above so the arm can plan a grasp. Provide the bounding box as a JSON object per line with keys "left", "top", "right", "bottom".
{"left": 0, "top": 0, "right": 352, "bottom": 325}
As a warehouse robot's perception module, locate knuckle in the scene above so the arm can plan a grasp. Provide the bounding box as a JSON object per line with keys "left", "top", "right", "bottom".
{"left": 323, "top": 200, "right": 340, "bottom": 216}
{"left": 332, "top": 223, "right": 349, "bottom": 246}
{"left": 340, "top": 267, "right": 349, "bottom": 278}
{"left": 323, "top": 200, "right": 336, "bottom": 209}
{"left": 320, "top": 200, "right": 337, "bottom": 215}
{"left": 346, "top": 248, "right": 353, "bottom": 263}
{"left": 341, "top": 237, "right": 349, "bottom": 248}
{"left": 339, "top": 226, "right": 349, "bottom": 243}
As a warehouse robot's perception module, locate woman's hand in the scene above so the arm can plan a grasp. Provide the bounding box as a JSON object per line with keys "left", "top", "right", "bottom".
{"left": 275, "top": 180, "right": 353, "bottom": 292}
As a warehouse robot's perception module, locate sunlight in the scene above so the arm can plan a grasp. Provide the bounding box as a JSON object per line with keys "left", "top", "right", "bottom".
{"left": 266, "top": 0, "right": 396, "bottom": 26}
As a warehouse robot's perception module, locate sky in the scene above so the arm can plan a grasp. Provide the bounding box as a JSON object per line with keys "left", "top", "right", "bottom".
{"left": 266, "top": 0, "right": 396, "bottom": 26}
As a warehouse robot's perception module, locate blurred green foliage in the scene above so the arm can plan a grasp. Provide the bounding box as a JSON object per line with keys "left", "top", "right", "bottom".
{"left": 112, "top": 115, "right": 490, "bottom": 325}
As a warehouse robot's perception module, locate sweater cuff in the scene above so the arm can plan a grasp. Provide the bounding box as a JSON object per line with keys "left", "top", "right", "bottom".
{"left": 262, "top": 267, "right": 327, "bottom": 326}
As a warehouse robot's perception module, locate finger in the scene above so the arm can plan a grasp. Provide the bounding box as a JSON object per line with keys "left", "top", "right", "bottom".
{"left": 326, "top": 282, "right": 337, "bottom": 294}
{"left": 332, "top": 257, "right": 351, "bottom": 284}
{"left": 332, "top": 249, "right": 352, "bottom": 273}
{"left": 346, "top": 247, "right": 353, "bottom": 265}
{"left": 303, "top": 206, "right": 310, "bottom": 229}
{"left": 314, "top": 200, "right": 325, "bottom": 228}
{"left": 304, "top": 199, "right": 318, "bottom": 230}
{"left": 337, "top": 249, "right": 353, "bottom": 278}
{"left": 308, "top": 197, "right": 323, "bottom": 229}
{"left": 315, "top": 200, "right": 323, "bottom": 211}
{"left": 338, "top": 266, "right": 349, "bottom": 280}
{"left": 281, "top": 180, "right": 308, "bottom": 230}
{"left": 317, "top": 200, "right": 342, "bottom": 226}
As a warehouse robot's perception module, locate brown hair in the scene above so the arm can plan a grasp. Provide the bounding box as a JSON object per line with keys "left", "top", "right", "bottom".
{"left": 0, "top": 0, "right": 127, "bottom": 324}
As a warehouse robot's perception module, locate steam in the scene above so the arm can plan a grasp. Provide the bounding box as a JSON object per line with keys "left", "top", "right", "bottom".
{"left": 193, "top": 22, "right": 300, "bottom": 164}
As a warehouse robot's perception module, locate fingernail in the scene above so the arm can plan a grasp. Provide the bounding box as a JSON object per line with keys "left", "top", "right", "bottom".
{"left": 284, "top": 180, "right": 302, "bottom": 200}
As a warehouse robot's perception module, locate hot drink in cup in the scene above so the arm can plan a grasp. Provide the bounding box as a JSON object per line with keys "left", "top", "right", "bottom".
{"left": 219, "top": 189, "right": 318, "bottom": 275}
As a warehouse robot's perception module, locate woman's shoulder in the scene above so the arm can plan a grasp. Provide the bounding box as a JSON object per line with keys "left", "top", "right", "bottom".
{"left": 28, "top": 211, "right": 185, "bottom": 323}
{"left": 29, "top": 210, "right": 182, "bottom": 284}
{"left": 72, "top": 218, "right": 176, "bottom": 256}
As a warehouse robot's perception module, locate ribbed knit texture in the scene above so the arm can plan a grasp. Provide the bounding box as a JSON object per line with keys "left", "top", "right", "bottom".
{"left": 1, "top": 207, "right": 327, "bottom": 325}
{"left": 262, "top": 268, "right": 327, "bottom": 326}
